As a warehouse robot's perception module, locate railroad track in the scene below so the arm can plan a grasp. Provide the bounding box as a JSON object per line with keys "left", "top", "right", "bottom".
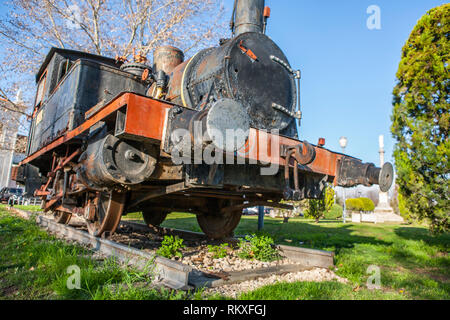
{"left": 6, "top": 206, "right": 334, "bottom": 291}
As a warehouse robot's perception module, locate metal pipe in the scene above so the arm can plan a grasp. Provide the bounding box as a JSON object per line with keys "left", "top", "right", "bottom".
{"left": 258, "top": 206, "right": 264, "bottom": 231}
{"left": 234, "top": 0, "right": 265, "bottom": 36}
{"left": 337, "top": 157, "right": 394, "bottom": 192}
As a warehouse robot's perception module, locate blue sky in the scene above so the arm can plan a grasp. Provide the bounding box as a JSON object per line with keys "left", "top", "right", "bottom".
{"left": 0, "top": 0, "right": 446, "bottom": 167}
{"left": 241, "top": 0, "right": 447, "bottom": 166}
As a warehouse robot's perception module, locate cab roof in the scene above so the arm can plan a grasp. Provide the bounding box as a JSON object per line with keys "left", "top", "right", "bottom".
{"left": 36, "top": 47, "right": 118, "bottom": 82}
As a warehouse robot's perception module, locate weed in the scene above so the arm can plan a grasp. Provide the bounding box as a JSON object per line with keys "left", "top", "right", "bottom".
{"left": 207, "top": 243, "right": 229, "bottom": 259}
{"left": 238, "top": 234, "right": 280, "bottom": 262}
{"left": 156, "top": 235, "right": 185, "bottom": 259}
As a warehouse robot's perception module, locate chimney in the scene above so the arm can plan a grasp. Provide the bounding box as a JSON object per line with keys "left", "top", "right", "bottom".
{"left": 233, "top": 0, "right": 265, "bottom": 36}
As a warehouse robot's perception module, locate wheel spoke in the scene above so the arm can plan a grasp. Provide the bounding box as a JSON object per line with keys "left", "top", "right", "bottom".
{"left": 86, "top": 191, "right": 126, "bottom": 237}
{"left": 53, "top": 211, "right": 72, "bottom": 224}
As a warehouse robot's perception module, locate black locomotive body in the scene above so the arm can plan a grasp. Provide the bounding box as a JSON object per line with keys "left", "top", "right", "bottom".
{"left": 18, "top": 0, "right": 394, "bottom": 239}
{"left": 28, "top": 48, "right": 147, "bottom": 164}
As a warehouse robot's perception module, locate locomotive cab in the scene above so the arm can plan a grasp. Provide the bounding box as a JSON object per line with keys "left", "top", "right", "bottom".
{"left": 27, "top": 48, "right": 148, "bottom": 171}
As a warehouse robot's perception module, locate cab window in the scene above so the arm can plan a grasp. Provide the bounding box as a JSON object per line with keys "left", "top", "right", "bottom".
{"left": 35, "top": 71, "right": 47, "bottom": 108}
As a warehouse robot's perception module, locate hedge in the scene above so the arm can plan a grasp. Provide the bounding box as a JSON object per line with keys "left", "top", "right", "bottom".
{"left": 345, "top": 197, "right": 375, "bottom": 212}
{"left": 359, "top": 197, "right": 375, "bottom": 212}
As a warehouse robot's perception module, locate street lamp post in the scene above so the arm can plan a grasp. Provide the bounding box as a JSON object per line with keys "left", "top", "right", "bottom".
{"left": 339, "top": 136, "right": 348, "bottom": 154}
{"left": 339, "top": 137, "right": 348, "bottom": 223}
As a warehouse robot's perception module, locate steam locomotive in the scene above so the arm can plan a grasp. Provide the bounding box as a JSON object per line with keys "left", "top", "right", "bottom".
{"left": 17, "top": 0, "right": 393, "bottom": 239}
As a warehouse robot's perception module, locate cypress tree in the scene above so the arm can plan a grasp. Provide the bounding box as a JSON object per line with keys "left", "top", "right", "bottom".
{"left": 391, "top": 4, "right": 449, "bottom": 233}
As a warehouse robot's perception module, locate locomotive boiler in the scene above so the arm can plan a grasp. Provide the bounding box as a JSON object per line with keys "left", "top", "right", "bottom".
{"left": 17, "top": 0, "right": 394, "bottom": 239}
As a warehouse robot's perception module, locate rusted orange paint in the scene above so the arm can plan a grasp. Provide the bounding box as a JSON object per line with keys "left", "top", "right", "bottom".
{"left": 235, "top": 128, "right": 351, "bottom": 182}
{"left": 120, "top": 94, "right": 171, "bottom": 141}
{"left": 239, "top": 40, "right": 258, "bottom": 61}
{"left": 22, "top": 92, "right": 349, "bottom": 186}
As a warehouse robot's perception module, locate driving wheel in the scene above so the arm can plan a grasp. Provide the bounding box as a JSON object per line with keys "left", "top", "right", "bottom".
{"left": 53, "top": 210, "right": 72, "bottom": 224}
{"left": 142, "top": 209, "right": 169, "bottom": 227}
{"left": 85, "top": 190, "right": 126, "bottom": 237}
{"left": 197, "top": 205, "right": 242, "bottom": 239}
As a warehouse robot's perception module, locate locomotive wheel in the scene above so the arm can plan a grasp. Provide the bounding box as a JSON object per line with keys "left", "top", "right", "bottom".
{"left": 196, "top": 210, "right": 242, "bottom": 240}
{"left": 142, "top": 209, "right": 169, "bottom": 228}
{"left": 53, "top": 210, "right": 72, "bottom": 224}
{"left": 86, "top": 191, "right": 126, "bottom": 237}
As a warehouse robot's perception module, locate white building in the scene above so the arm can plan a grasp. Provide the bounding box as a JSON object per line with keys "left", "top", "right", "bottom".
{"left": 0, "top": 97, "right": 27, "bottom": 189}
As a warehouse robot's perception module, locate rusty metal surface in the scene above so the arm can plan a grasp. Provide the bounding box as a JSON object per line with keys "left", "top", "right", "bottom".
{"left": 167, "top": 33, "right": 296, "bottom": 135}
{"left": 337, "top": 157, "right": 393, "bottom": 191}
{"left": 233, "top": 0, "right": 265, "bottom": 36}
{"left": 10, "top": 166, "right": 19, "bottom": 181}
{"left": 86, "top": 191, "right": 127, "bottom": 237}
{"left": 18, "top": 0, "right": 397, "bottom": 243}
{"left": 115, "top": 94, "right": 171, "bottom": 143}
{"left": 234, "top": 128, "right": 347, "bottom": 180}
{"left": 120, "top": 61, "right": 151, "bottom": 78}
{"left": 53, "top": 210, "right": 72, "bottom": 224}
{"left": 78, "top": 129, "right": 158, "bottom": 188}
{"left": 23, "top": 89, "right": 384, "bottom": 218}
{"left": 20, "top": 93, "right": 172, "bottom": 167}
{"left": 153, "top": 46, "right": 184, "bottom": 74}
{"left": 197, "top": 210, "right": 242, "bottom": 240}
{"left": 165, "top": 60, "right": 189, "bottom": 103}
{"left": 283, "top": 149, "right": 300, "bottom": 200}
{"left": 150, "top": 162, "right": 183, "bottom": 180}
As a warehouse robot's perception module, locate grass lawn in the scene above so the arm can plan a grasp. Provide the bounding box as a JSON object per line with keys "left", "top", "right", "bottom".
{"left": 0, "top": 206, "right": 200, "bottom": 300}
{"left": 5, "top": 205, "right": 450, "bottom": 300}
{"left": 128, "top": 209, "right": 450, "bottom": 300}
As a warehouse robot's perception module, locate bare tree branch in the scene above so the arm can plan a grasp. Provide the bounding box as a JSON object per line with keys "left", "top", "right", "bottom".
{"left": 0, "top": 0, "right": 226, "bottom": 149}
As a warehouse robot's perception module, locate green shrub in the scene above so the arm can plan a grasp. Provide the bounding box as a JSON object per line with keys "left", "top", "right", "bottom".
{"left": 359, "top": 197, "right": 375, "bottom": 211}
{"left": 304, "top": 186, "right": 335, "bottom": 223}
{"left": 207, "top": 243, "right": 229, "bottom": 259}
{"left": 346, "top": 198, "right": 363, "bottom": 211}
{"left": 156, "top": 235, "right": 185, "bottom": 259}
{"left": 238, "top": 234, "right": 280, "bottom": 262}
{"left": 305, "top": 198, "right": 325, "bottom": 222}
{"left": 324, "top": 187, "right": 335, "bottom": 212}
{"left": 324, "top": 204, "right": 343, "bottom": 219}
{"left": 345, "top": 198, "right": 375, "bottom": 212}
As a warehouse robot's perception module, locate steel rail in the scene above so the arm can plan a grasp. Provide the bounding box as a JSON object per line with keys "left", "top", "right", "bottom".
{"left": 7, "top": 207, "right": 335, "bottom": 290}
{"left": 8, "top": 207, "right": 192, "bottom": 290}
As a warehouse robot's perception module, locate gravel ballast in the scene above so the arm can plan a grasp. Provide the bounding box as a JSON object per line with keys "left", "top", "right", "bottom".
{"left": 204, "top": 268, "right": 348, "bottom": 298}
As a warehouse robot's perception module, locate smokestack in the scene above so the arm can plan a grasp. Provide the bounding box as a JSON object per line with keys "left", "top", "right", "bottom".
{"left": 233, "top": 0, "right": 265, "bottom": 36}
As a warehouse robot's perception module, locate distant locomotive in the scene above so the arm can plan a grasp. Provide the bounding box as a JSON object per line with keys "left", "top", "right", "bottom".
{"left": 17, "top": 0, "right": 393, "bottom": 239}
